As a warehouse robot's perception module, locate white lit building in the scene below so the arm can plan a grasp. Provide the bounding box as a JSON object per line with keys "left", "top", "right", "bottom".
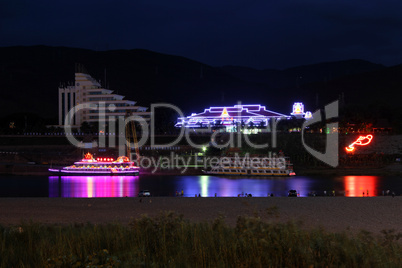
{"left": 175, "top": 103, "right": 312, "bottom": 133}
{"left": 175, "top": 104, "right": 291, "bottom": 133}
{"left": 58, "top": 72, "right": 150, "bottom": 127}
{"left": 291, "top": 102, "right": 312, "bottom": 119}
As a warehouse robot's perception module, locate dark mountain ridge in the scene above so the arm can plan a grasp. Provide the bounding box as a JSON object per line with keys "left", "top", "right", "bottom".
{"left": 220, "top": 59, "right": 385, "bottom": 90}
{"left": 0, "top": 46, "right": 399, "bottom": 126}
{"left": 0, "top": 46, "right": 268, "bottom": 118}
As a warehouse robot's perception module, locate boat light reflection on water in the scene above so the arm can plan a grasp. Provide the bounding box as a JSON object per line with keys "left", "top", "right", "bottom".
{"left": 49, "top": 176, "right": 139, "bottom": 198}
{"left": 344, "top": 176, "right": 378, "bottom": 197}
{"left": 48, "top": 175, "right": 314, "bottom": 198}
{"left": 182, "top": 176, "right": 313, "bottom": 197}
{"left": 47, "top": 175, "right": 389, "bottom": 198}
{"left": 186, "top": 176, "right": 388, "bottom": 197}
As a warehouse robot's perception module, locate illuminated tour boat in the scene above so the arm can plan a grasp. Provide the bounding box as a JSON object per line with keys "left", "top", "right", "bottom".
{"left": 203, "top": 155, "right": 296, "bottom": 176}
{"left": 48, "top": 153, "right": 140, "bottom": 175}
{"left": 50, "top": 66, "right": 144, "bottom": 176}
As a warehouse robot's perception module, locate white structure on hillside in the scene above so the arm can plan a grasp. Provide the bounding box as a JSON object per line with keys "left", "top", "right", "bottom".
{"left": 58, "top": 72, "right": 150, "bottom": 127}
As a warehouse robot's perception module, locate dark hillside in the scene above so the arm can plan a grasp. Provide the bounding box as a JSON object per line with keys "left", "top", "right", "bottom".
{"left": 0, "top": 46, "right": 399, "bottom": 126}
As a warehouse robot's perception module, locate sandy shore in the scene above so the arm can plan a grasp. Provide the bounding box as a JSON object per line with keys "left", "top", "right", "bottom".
{"left": 1, "top": 197, "right": 401, "bottom": 234}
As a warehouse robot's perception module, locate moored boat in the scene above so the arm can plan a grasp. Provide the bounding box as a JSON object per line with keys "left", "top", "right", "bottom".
{"left": 202, "top": 155, "right": 296, "bottom": 176}
{"left": 48, "top": 152, "right": 140, "bottom": 175}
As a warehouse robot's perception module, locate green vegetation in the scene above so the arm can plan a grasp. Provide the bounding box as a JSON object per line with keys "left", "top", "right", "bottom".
{"left": 1, "top": 213, "right": 401, "bottom": 267}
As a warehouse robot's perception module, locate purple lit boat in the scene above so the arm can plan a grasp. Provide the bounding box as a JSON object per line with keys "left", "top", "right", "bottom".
{"left": 48, "top": 153, "right": 140, "bottom": 175}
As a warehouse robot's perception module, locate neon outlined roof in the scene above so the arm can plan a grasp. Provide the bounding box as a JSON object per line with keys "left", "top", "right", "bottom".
{"left": 176, "top": 104, "right": 290, "bottom": 127}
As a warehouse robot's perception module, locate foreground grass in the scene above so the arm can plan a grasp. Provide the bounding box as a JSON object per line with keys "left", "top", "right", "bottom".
{"left": 1, "top": 213, "right": 401, "bottom": 267}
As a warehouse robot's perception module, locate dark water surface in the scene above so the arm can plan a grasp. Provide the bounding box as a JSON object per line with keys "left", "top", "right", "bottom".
{"left": 0, "top": 175, "right": 401, "bottom": 197}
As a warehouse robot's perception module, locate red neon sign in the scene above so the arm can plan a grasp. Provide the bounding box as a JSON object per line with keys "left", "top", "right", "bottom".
{"left": 345, "top": 135, "right": 373, "bottom": 152}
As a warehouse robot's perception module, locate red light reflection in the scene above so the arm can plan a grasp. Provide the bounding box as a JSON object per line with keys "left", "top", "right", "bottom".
{"left": 344, "top": 176, "right": 378, "bottom": 197}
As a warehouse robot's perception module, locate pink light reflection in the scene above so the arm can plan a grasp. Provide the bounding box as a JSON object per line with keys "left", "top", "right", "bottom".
{"left": 50, "top": 176, "right": 139, "bottom": 198}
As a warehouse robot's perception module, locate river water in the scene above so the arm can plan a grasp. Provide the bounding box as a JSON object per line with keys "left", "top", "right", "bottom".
{"left": 0, "top": 175, "right": 401, "bottom": 197}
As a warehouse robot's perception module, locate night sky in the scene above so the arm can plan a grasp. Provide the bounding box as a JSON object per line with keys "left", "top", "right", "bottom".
{"left": 1, "top": 0, "right": 402, "bottom": 69}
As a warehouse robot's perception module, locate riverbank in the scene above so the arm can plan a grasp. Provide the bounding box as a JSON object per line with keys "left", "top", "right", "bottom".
{"left": 1, "top": 162, "right": 402, "bottom": 176}
{"left": 1, "top": 197, "right": 401, "bottom": 235}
